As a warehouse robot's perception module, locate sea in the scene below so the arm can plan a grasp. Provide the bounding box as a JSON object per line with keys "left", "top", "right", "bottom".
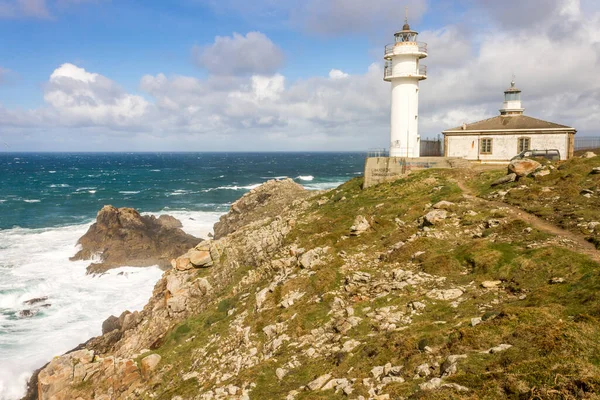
{"left": 0, "top": 152, "right": 365, "bottom": 400}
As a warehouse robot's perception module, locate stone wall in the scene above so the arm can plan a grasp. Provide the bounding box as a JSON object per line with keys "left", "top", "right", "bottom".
{"left": 363, "top": 157, "right": 465, "bottom": 188}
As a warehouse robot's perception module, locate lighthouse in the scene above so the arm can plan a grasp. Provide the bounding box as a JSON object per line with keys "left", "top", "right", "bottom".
{"left": 384, "top": 13, "right": 427, "bottom": 158}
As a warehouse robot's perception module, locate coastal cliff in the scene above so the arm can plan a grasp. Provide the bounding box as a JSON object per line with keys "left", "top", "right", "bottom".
{"left": 29, "top": 155, "right": 600, "bottom": 399}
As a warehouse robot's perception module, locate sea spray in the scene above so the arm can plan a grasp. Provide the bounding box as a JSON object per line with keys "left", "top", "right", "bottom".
{"left": 0, "top": 211, "right": 220, "bottom": 400}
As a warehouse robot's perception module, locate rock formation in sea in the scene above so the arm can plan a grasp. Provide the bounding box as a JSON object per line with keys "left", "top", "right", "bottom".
{"left": 70, "top": 205, "right": 201, "bottom": 273}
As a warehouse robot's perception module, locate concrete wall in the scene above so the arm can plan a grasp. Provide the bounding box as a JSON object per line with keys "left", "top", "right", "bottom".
{"left": 445, "top": 132, "right": 571, "bottom": 162}
{"left": 363, "top": 157, "right": 455, "bottom": 188}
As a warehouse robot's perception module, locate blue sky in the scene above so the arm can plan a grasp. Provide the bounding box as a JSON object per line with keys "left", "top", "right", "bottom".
{"left": 0, "top": 0, "right": 599, "bottom": 151}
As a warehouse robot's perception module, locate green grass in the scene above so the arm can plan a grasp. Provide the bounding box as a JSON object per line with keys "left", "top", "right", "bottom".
{"left": 96, "top": 166, "right": 600, "bottom": 400}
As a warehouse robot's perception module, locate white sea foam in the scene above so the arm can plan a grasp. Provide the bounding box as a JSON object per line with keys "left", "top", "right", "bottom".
{"left": 49, "top": 184, "right": 70, "bottom": 188}
{"left": 203, "top": 184, "right": 261, "bottom": 192}
{"left": 0, "top": 223, "right": 165, "bottom": 399}
{"left": 260, "top": 176, "right": 288, "bottom": 180}
{"left": 302, "top": 181, "right": 345, "bottom": 191}
{"left": 119, "top": 191, "right": 140, "bottom": 195}
{"left": 88, "top": 190, "right": 97, "bottom": 194}
{"left": 48, "top": 171, "right": 57, "bottom": 174}
{"left": 23, "top": 200, "right": 40, "bottom": 203}
{"left": 146, "top": 210, "right": 222, "bottom": 239}
{"left": 296, "top": 175, "right": 314, "bottom": 181}
{"left": 150, "top": 169, "right": 161, "bottom": 172}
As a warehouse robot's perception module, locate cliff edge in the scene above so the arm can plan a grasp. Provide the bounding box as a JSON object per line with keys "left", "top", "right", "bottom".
{"left": 213, "top": 178, "right": 309, "bottom": 239}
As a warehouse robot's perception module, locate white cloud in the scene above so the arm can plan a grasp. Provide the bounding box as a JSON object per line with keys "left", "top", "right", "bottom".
{"left": 193, "top": 32, "right": 285, "bottom": 76}
{"left": 42, "top": 63, "right": 149, "bottom": 128}
{"left": 329, "top": 69, "right": 349, "bottom": 79}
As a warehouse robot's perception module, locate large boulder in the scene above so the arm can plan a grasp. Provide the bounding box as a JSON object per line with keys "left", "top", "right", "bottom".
{"left": 213, "top": 178, "right": 309, "bottom": 239}
{"left": 71, "top": 205, "right": 201, "bottom": 273}
{"left": 508, "top": 159, "right": 542, "bottom": 178}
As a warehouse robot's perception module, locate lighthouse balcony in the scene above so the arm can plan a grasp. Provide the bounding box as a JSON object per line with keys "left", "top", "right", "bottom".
{"left": 384, "top": 42, "right": 427, "bottom": 59}
{"left": 384, "top": 64, "right": 427, "bottom": 81}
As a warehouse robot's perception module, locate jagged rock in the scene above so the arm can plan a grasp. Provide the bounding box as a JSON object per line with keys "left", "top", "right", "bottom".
{"left": 426, "top": 288, "right": 463, "bottom": 300}
{"left": 299, "top": 247, "right": 329, "bottom": 269}
{"left": 23, "top": 296, "right": 49, "bottom": 306}
{"left": 533, "top": 169, "right": 550, "bottom": 177}
{"left": 433, "top": 201, "right": 456, "bottom": 210}
{"left": 71, "top": 205, "right": 201, "bottom": 273}
{"left": 549, "top": 277, "right": 565, "bottom": 284}
{"left": 420, "top": 378, "right": 469, "bottom": 392}
{"left": 582, "top": 151, "right": 597, "bottom": 158}
{"left": 350, "top": 215, "right": 371, "bottom": 235}
{"left": 17, "top": 309, "right": 38, "bottom": 318}
{"left": 102, "top": 315, "right": 121, "bottom": 334}
{"left": 276, "top": 368, "right": 288, "bottom": 380}
{"left": 140, "top": 354, "right": 161, "bottom": 378}
{"left": 491, "top": 173, "right": 517, "bottom": 186}
{"left": 423, "top": 210, "right": 448, "bottom": 226}
{"left": 471, "top": 317, "right": 482, "bottom": 327}
{"left": 414, "top": 363, "right": 431, "bottom": 378}
{"left": 588, "top": 221, "right": 600, "bottom": 231}
{"left": 488, "top": 344, "right": 513, "bottom": 353}
{"left": 508, "top": 159, "right": 541, "bottom": 178}
{"left": 307, "top": 374, "right": 331, "bottom": 391}
{"left": 440, "top": 354, "right": 467, "bottom": 377}
{"left": 342, "top": 339, "right": 361, "bottom": 353}
{"left": 189, "top": 250, "right": 212, "bottom": 267}
{"left": 486, "top": 219, "right": 502, "bottom": 228}
{"left": 213, "top": 178, "right": 308, "bottom": 239}
{"left": 591, "top": 167, "right": 600, "bottom": 175}
{"left": 481, "top": 280, "right": 502, "bottom": 289}
{"left": 279, "top": 290, "right": 305, "bottom": 308}
{"left": 183, "top": 371, "right": 199, "bottom": 381}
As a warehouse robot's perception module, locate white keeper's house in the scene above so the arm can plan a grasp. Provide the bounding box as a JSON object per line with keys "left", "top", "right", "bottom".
{"left": 442, "top": 81, "right": 577, "bottom": 162}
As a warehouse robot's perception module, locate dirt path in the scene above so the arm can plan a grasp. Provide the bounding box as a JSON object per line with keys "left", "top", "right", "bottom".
{"left": 453, "top": 179, "right": 600, "bottom": 263}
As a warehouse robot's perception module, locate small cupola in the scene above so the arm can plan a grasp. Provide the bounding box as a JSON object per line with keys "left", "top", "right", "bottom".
{"left": 499, "top": 79, "right": 524, "bottom": 116}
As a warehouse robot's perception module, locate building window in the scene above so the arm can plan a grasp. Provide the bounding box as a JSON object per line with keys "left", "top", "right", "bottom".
{"left": 518, "top": 137, "right": 531, "bottom": 153}
{"left": 480, "top": 138, "right": 493, "bottom": 154}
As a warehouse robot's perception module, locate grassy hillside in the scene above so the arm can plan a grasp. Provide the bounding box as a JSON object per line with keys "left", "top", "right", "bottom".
{"left": 140, "top": 154, "right": 600, "bottom": 399}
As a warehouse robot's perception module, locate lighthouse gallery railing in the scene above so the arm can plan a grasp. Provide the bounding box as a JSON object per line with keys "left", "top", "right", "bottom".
{"left": 384, "top": 42, "right": 428, "bottom": 57}
{"left": 384, "top": 63, "right": 427, "bottom": 79}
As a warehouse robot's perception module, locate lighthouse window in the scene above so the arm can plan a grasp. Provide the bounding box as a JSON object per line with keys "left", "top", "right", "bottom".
{"left": 480, "top": 138, "right": 493, "bottom": 154}
{"left": 518, "top": 137, "right": 531, "bottom": 153}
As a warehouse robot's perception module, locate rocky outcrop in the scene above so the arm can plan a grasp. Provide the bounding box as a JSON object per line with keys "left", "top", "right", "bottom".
{"left": 71, "top": 205, "right": 201, "bottom": 273}
{"left": 213, "top": 178, "right": 309, "bottom": 239}
{"left": 508, "top": 158, "right": 542, "bottom": 177}
{"left": 33, "top": 180, "right": 309, "bottom": 400}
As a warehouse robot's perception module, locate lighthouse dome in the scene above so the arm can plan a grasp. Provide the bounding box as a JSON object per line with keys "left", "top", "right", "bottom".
{"left": 402, "top": 23, "right": 410, "bottom": 31}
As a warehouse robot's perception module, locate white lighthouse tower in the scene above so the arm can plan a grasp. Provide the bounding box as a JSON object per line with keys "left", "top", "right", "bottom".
{"left": 384, "top": 12, "right": 427, "bottom": 158}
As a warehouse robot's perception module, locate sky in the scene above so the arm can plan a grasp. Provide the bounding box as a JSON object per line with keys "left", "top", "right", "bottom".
{"left": 0, "top": 0, "right": 599, "bottom": 151}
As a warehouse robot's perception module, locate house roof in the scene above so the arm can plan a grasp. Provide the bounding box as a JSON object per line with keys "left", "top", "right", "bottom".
{"left": 443, "top": 115, "right": 574, "bottom": 133}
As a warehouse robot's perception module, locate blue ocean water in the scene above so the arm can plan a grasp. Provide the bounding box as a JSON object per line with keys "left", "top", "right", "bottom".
{"left": 0, "top": 152, "right": 364, "bottom": 399}
{"left": 0, "top": 152, "right": 365, "bottom": 230}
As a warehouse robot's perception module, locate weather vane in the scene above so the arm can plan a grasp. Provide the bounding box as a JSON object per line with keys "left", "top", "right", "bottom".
{"left": 405, "top": 6, "right": 409, "bottom": 24}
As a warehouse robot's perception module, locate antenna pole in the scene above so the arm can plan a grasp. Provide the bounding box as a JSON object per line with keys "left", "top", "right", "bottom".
{"left": 405, "top": 6, "right": 408, "bottom": 24}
